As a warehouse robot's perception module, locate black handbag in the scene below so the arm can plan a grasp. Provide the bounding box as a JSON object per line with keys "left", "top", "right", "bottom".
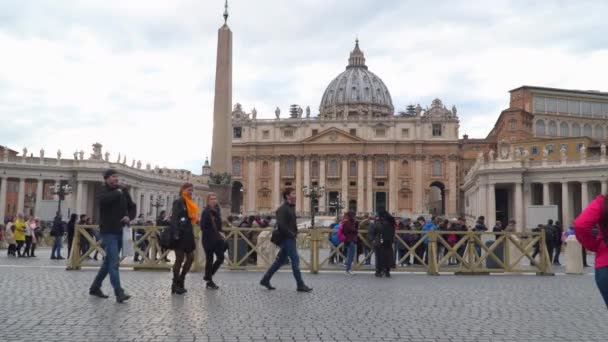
{"left": 270, "top": 224, "right": 282, "bottom": 246}
{"left": 159, "top": 224, "right": 178, "bottom": 249}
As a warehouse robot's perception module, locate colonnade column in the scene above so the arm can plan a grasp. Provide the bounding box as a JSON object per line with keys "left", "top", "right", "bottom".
{"left": 581, "top": 181, "right": 589, "bottom": 209}
{"left": 303, "top": 157, "right": 310, "bottom": 214}
{"left": 478, "top": 183, "right": 487, "bottom": 223}
{"left": 273, "top": 157, "right": 281, "bottom": 209}
{"left": 319, "top": 158, "right": 326, "bottom": 213}
{"left": 295, "top": 157, "right": 302, "bottom": 214}
{"left": 542, "top": 183, "right": 550, "bottom": 205}
{"left": 388, "top": 156, "right": 398, "bottom": 214}
{"left": 0, "top": 177, "right": 7, "bottom": 223}
{"left": 366, "top": 157, "right": 373, "bottom": 214}
{"left": 413, "top": 155, "right": 424, "bottom": 213}
{"left": 514, "top": 182, "right": 524, "bottom": 232}
{"left": 75, "top": 181, "right": 84, "bottom": 215}
{"left": 357, "top": 156, "right": 364, "bottom": 216}
{"left": 341, "top": 157, "right": 348, "bottom": 213}
{"left": 487, "top": 183, "right": 496, "bottom": 227}
{"left": 561, "top": 182, "right": 571, "bottom": 226}
{"left": 602, "top": 180, "right": 608, "bottom": 196}
{"left": 34, "top": 179, "right": 44, "bottom": 217}
{"left": 17, "top": 178, "right": 25, "bottom": 215}
{"left": 248, "top": 157, "right": 257, "bottom": 214}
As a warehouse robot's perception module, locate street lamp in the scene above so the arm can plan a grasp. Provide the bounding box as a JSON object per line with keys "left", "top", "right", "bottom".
{"left": 329, "top": 193, "right": 345, "bottom": 223}
{"left": 49, "top": 183, "right": 72, "bottom": 217}
{"left": 150, "top": 197, "right": 165, "bottom": 221}
{"left": 303, "top": 185, "right": 324, "bottom": 228}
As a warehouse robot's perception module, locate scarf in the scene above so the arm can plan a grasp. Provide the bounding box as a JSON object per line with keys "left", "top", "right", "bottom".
{"left": 181, "top": 193, "right": 199, "bottom": 224}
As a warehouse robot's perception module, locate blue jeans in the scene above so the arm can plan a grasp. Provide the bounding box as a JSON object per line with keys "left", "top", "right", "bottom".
{"left": 91, "top": 233, "right": 123, "bottom": 295}
{"left": 51, "top": 236, "right": 62, "bottom": 258}
{"left": 262, "top": 238, "right": 304, "bottom": 288}
{"left": 595, "top": 266, "right": 608, "bottom": 309}
{"left": 344, "top": 241, "right": 356, "bottom": 271}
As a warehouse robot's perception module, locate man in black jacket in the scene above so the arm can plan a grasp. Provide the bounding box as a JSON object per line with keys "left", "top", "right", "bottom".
{"left": 89, "top": 169, "right": 136, "bottom": 303}
{"left": 260, "top": 187, "right": 312, "bottom": 292}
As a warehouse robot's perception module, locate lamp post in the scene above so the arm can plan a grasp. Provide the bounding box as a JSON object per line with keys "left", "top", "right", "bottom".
{"left": 303, "top": 185, "right": 324, "bottom": 228}
{"left": 49, "top": 183, "right": 72, "bottom": 217}
{"left": 329, "top": 193, "right": 345, "bottom": 223}
{"left": 150, "top": 196, "right": 165, "bottom": 221}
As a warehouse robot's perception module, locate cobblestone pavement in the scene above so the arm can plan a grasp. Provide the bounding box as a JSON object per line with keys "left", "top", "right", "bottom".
{"left": 0, "top": 249, "right": 606, "bottom": 342}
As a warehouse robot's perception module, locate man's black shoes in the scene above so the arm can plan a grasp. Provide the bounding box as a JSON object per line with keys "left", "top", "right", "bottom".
{"left": 260, "top": 280, "right": 276, "bottom": 290}
{"left": 296, "top": 285, "right": 312, "bottom": 293}
{"left": 89, "top": 289, "right": 109, "bottom": 299}
{"left": 116, "top": 292, "right": 131, "bottom": 303}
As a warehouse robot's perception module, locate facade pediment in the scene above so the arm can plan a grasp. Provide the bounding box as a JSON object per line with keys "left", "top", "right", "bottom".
{"left": 301, "top": 127, "right": 365, "bottom": 144}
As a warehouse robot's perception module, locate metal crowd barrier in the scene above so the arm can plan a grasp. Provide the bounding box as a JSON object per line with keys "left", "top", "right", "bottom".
{"left": 66, "top": 225, "right": 553, "bottom": 276}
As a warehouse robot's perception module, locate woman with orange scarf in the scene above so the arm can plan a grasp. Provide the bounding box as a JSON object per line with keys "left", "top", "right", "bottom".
{"left": 169, "top": 182, "right": 199, "bottom": 295}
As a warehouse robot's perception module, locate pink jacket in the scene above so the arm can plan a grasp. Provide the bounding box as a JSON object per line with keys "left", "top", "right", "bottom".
{"left": 574, "top": 195, "right": 608, "bottom": 269}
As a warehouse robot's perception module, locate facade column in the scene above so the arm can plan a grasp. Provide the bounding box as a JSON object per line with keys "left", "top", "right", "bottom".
{"left": 487, "top": 183, "right": 496, "bottom": 227}
{"left": 581, "top": 181, "right": 589, "bottom": 209}
{"left": 303, "top": 157, "right": 310, "bottom": 214}
{"left": 561, "top": 182, "right": 571, "bottom": 226}
{"left": 295, "top": 157, "right": 302, "bottom": 214}
{"left": 34, "top": 179, "right": 44, "bottom": 217}
{"left": 341, "top": 157, "right": 348, "bottom": 213}
{"left": 17, "top": 178, "right": 25, "bottom": 215}
{"left": 0, "top": 177, "right": 7, "bottom": 223}
{"left": 447, "top": 156, "right": 458, "bottom": 216}
{"left": 319, "top": 158, "right": 326, "bottom": 213}
{"left": 273, "top": 157, "right": 281, "bottom": 209}
{"left": 413, "top": 156, "right": 424, "bottom": 213}
{"left": 602, "top": 180, "right": 608, "bottom": 196}
{"left": 357, "top": 156, "right": 364, "bottom": 216}
{"left": 542, "top": 182, "right": 550, "bottom": 205}
{"left": 366, "top": 157, "right": 373, "bottom": 214}
{"left": 248, "top": 157, "right": 257, "bottom": 214}
{"left": 514, "top": 182, "right": 524, "bottom": 232}
{"left": 388, "top": 157, "right": 398, "bottom": 214}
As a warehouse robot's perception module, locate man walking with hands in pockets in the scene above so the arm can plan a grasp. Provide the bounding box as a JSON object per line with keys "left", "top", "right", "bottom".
{"left": 89, "top": 169, "right": 136, "bottom": 303}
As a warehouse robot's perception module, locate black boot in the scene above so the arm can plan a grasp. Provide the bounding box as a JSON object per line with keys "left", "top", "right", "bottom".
{"left": 179, "top": 275, "right": 188, "bottom": 293}
{"left": 206, "top": 281, "right": 219, "bottom": 290}
{"left": 172, "top": 278, "right": 186, "bottom": 295}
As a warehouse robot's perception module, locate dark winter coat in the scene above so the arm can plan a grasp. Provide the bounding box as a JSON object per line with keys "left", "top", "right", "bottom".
{"left": 96, "top": 184, "right": 136, "bottom": 235}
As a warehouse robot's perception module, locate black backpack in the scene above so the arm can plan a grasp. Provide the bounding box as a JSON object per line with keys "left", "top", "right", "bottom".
{"left": 544, "top": 226, "right": 557, "bottom": 245}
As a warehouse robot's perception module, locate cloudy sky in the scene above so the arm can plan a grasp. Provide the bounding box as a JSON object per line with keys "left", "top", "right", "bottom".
{"left": 1, "top": 0, "right": 607, "bottom": 173}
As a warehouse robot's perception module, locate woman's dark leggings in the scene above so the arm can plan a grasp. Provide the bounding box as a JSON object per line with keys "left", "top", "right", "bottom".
{"left": 595, "top": 266, "right": 608, "bottom": 309}
{"left": 16, "top": 240, "right": 25, "bottom": 257}
{"left": 172, "top": 249, "right": 194, "bottom": 281}
{"left": 24, "top": 236, "right": 33, "bottom": 256}
{"left": 204, "top": 244, "right": 225, "bottom": 282}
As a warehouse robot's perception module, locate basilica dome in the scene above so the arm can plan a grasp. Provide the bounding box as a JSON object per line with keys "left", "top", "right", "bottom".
{"left": 319, "top": 40, "right": 394, "bottom": 119}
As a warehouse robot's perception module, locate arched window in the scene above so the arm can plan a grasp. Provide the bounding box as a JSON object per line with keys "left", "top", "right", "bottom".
{"left": 376, "top": 160, "right": 386, "bottom": 176}
{"left": 329, "top": 159, "right": 339, "bottom": 177}
{"left": 560, "top": 122, "right": 569, "bottom": 137}
{"left": 351, "top": 87, "right": 357, "bottom": 100}
{"left": 572, "top": 123, "right": 581, "bottom": 137}
{"left": 285, "top": 158, "right": 295, "bottom": 177}
{"left": 432, "top": 160, "right": 441, "bottom": 176}
{"left": 349, "top": 160, "right": 357, "bottom": 177}
{"left": 548, "top": 120, "right": 557, "bottom": 136}
{"left": 535, "top": 120, "right": 546, "bottom": 136}
{"left": 232, "top": 160, "right": 241, "bottom": 176}
{"left": 262, "top": 161, "right": 269, "bottom": 177}
{"left": 584, "top": 124, "right": 592, "bottom": 137}
{"left": 312, "top": 161, "right": 319, "bottom": 178}
{"left": 595, "top": 125, "right": 604, "bottom": 139}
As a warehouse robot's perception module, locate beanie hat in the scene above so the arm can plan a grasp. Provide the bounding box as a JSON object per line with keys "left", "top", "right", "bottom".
{"left": 102, "top": 169, "right": 117, "bottom": 180}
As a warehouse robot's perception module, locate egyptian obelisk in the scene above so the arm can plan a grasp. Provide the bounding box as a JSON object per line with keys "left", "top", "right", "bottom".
{"left": 209, "top": 1, "right": 233, "bottom": 212}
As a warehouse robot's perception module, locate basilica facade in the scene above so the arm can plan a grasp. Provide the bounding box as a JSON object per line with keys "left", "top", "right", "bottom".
{"left": 230, "top": 42, "right": 462, "bottom": 218}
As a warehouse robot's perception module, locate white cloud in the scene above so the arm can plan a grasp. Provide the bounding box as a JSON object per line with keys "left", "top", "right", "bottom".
{"left": 1, "top": 0, "right": 607, "bottom": 172}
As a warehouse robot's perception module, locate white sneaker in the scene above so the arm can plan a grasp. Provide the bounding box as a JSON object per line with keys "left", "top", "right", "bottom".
{"left": 345, "top": 270, "right": 354, "bottom": 275}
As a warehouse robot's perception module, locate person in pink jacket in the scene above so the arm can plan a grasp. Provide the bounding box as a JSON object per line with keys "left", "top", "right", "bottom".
{"left": 574, "top": 194, "right": 608, "bottom": 309}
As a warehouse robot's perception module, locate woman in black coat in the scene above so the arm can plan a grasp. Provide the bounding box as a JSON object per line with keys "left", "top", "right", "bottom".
{"left": 169, "top": 182, "right": 198, "bottom": 295}
{"left": 200, "top": 193, "right": 226, "bottom": 290}
{"left": 66, "top": 214, "right": 77, "bottom": 259}
{"left": 369, "top": 208, "right": 396, "bottom": 277}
